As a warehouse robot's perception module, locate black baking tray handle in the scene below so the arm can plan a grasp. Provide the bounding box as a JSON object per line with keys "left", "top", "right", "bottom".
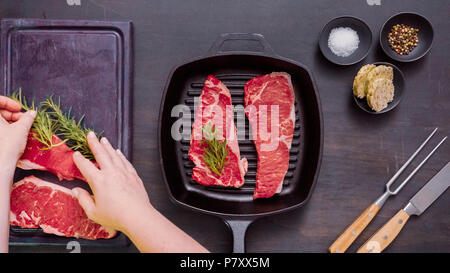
{"left": 223, "top": 217, "right": 254, "bottom": 253}
{"left": 207, "top": 33, "right": 276, "bottom": 57}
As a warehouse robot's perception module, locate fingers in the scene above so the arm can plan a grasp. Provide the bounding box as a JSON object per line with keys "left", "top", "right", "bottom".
{"left": 72, "top": 187, "right": 97, "bottom": 220}
{"left": 13, "top": 110, "right": 36, "bottom": 134}
{"left": 116, "top": 149, "right": 138, "bottom": 176}
{"left": 0, "top": 113, "right": 6, "bottom": 125}
{"left": 100, "top": 137, "right": 125, "bottom": 169}
{"left": 0, "top": 110, "right": 22, "bottom": 122}
{"left": 0, "top": 96, "right": 21, "bottom": 112}
{"left": 73, "top": 151, "right": 101, "bottom": 190}
{"left": 86, "top": 131, "right": 112, "bottom": 169}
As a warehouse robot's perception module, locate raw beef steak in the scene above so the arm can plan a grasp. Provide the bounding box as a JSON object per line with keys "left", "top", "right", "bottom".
{"left": 189, "top": 75, "right": 248, "bottom": 187}
{"left": 10, "top": 176, "right": 116, "bottom": 240}
{"left": 17, "top": 132, "right": 87, "bottom": 182}
{"left": 244, "top": 72, "right": 295, "bottom": 199}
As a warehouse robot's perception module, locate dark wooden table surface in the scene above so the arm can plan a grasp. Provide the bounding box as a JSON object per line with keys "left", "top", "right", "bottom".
{"left": 2, "top": 0, "right": 449, "bottom": 253}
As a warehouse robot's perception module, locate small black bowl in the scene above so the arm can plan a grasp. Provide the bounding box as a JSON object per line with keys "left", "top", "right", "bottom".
{"left": 380, "top": 12, "right": 434, "bottom": 62}
{"left": 353, "top": 62, "right": 405, "bottom": 114}
{"left": 319, "top": 16, "right": 372, "bottom": 65}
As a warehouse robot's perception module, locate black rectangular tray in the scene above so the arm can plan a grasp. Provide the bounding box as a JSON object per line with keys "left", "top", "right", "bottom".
{"left": 1, "top": 18, "right": 133, "bottom": 247}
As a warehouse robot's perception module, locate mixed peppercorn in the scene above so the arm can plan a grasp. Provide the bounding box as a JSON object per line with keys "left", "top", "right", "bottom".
{"left": 388, "top": 24, "right": 419, "bottom": 55}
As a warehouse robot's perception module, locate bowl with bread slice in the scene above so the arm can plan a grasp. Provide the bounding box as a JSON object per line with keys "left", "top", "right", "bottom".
{"left": 352, "top": 62, "right": 405, "bottom": 114}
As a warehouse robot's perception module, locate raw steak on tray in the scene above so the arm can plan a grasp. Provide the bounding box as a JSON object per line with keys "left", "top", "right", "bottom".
{"left": 17, "top": 132, "right": 87, "bottom": 182}
{"left": 10, "top": 176, "right": 116, "bottom": 240}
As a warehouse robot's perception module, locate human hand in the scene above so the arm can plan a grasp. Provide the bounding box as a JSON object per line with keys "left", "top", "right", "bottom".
{"left": 0, "top": 96, "right": 36, "bottom": 168}
{"left": 72, "top": 131, "right": 153, "bottom": 233}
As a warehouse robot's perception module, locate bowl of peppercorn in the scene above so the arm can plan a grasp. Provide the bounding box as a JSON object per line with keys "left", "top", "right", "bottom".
{"left": 380, "top": 12, "right": 434, "bottom": 62}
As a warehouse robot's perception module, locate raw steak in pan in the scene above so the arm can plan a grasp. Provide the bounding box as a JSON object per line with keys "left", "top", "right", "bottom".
{"left": 244, "top": 72, "right": 295, "bottom": 199}
{"left": 17, "top": 132, "right": 87, "bottom": 182}
{"left": 10, "top": 176, "right": 116, "bottom": 240}
{"left": 189, "top": 75, "right": 248, "bottom": 187}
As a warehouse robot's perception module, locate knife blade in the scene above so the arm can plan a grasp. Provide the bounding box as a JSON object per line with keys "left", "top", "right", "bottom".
{"left": 358, "top": 162, "right": 450, "bottom": 253}
{"left": 404, "top": 162, "right": 450, "bottom": 216}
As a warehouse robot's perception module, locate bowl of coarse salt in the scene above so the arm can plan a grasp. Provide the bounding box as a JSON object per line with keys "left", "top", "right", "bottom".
{"left": 319, "top": 16, "right": 372, "bottom": 65}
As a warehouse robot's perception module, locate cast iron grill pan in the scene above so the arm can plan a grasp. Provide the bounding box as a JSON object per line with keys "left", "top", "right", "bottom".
{"left": 159, "top": 33, "right": 323, "bottom": 252}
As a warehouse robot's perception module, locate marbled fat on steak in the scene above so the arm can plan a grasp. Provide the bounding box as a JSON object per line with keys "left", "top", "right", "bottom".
{"left": 189, "top": 75, "right": 248, "bottom": 187}
{"left": 244, "top": 72, "right": 295, "bottom": 199}
{"left": 10, "top": 176, "right": 116, "bottom": 240}
{"left": 17, "top": 132, "right": 87, "bottom": 182}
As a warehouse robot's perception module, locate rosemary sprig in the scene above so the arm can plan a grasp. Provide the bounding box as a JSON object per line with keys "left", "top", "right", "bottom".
{"left": 10, "top": 89, "right": 66, "bottom": 150}
{"left": 41, "top": 96, "right": 100, "bottom": 160}
{"left": 10, "top": 90, "right": 99, "bottom": 159}
{"left": 201, "top": 123, "right": 230, "bottom": 176}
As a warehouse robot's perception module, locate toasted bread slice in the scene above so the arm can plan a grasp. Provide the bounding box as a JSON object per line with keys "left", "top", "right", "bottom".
{"left": 365, "top": 65, "right": 393, "bottom": 95}
{"left": 366, "top": 78, "right": 395, "bottom": 112}
{"left": 353, "top": 64, "right": 376, "bottom": 99}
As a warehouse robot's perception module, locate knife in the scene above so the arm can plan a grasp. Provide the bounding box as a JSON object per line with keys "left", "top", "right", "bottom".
{"left": 357, "top": 162, "right": 450, "bottom": 253}
{"left": 329, "top": 129, "right": 445, "bottom": 253}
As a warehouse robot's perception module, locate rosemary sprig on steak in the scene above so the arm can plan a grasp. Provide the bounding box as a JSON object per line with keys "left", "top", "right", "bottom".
{"left": 10, "top": 89, "right": 67, "bottom": 150}
{"left": 41, "top": 96, "right": 100, "bottom": 160}
{"left": 201, "top": 123, "right": 230, "bottom": 176}
{"left": 10, "top": 90, "right": 99, "bottom": 159}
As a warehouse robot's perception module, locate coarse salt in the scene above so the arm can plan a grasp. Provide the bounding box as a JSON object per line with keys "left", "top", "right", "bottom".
{"left": 328, "top": 27, "right": 360, "bottom": 57}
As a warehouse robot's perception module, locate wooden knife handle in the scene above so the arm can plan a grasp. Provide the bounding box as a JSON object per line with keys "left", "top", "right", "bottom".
{"left": 329, "top": 203, "right": 380, "bottom": 253}
{"left": 357, "top": 209, "right": 410, "bottom": 253}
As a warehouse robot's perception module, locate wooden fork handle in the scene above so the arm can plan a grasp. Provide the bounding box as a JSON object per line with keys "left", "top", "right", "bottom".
{"left": 329, "top": 203, "right": 380, "bottom": 253}
{"left": 357, "top": 209, "right": 409, "bottom": 253}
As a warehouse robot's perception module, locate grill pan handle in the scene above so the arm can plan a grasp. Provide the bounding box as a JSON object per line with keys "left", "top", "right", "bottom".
{"left": 223, "top": 218, "right": 253, "bottom": 253}
{"left": 207, "top": 33, "right": 276, "bottom": 57}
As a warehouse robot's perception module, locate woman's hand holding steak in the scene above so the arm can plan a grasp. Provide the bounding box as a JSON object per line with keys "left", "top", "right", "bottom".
{"left": 0, "top": 96, "right": 36, "bottom": 168}
{"left": 72, "top": 131, "right": 151, "bottom": 232}
{"left": 0, "top": 95, "right": 36, "bottom": 253}
{"left": 72, "top": 132, "right": 208, "bottom": 253}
